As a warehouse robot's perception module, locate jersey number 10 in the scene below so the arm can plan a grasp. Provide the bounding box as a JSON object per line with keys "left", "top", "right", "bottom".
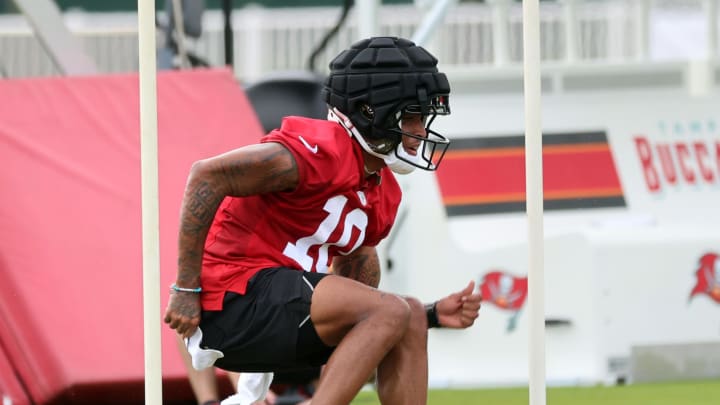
{"left": 283, "top": 195, "right": 368, "bottom": 273}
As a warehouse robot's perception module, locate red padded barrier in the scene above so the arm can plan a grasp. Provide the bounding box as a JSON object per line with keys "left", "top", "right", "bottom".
{"left": 0, "top": 69, "right": 263, "bottom": 404}
{"left": 0, "top": 341, "right": 30, "bottom": 405}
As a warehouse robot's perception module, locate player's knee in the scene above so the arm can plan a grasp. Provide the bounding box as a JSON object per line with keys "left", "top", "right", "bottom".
{"left": 404, "top": 297, "right": 429, "bottom": 336}
{"left": 378, "top": 295, "right": 411, "bottom": 333}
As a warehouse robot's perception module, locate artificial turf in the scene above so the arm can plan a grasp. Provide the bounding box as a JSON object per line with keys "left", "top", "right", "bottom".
{"left": 351, "top": 379, "right": 720, "bottom": 404}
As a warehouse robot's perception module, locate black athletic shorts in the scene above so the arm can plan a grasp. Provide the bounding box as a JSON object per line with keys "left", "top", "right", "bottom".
{"left": 199, "top": 267, "right": 335, "bottom": 373}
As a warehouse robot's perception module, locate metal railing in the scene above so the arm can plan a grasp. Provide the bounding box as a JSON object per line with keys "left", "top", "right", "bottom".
{"left": 0, "top": 0, "right": 717, "bottom": 82}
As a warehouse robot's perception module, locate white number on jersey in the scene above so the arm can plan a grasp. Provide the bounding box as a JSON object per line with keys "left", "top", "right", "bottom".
{"left": 282, "top": 195, "right": 368, "bottom": 272}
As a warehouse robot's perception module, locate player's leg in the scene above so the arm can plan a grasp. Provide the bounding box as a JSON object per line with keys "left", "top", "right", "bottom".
{"left": 376, "top": 297, "right": 428, "bottom": 404}
{"left": 196, "top": 267, "right": 418, "bottom": 403}
{"left": 226, "top": 371, "right": 241, "bottom": 392}
{"left": 309, "top": 275, "right": 416, "bottom": 405}
{"left": 176, "top": 334, "right": 222, "bottom": 405}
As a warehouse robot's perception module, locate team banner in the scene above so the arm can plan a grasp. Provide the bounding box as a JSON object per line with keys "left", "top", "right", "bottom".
{"left": 436, "top": 131, "right": 626, "bottom": 216}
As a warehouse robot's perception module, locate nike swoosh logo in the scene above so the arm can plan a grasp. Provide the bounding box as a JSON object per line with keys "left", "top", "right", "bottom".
{"left": 298, "top": 135, "right": 318, "bottom": 154}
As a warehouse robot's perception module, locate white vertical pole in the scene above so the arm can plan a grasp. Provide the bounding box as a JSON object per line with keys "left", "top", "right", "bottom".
{"left": 137, "top": 1, "right": 163, "bottom": 404}
{"left": 357, "top": 0, "right": 379, "bottom": 40}
{"left": 489, "top": 0, "right": 510, "bottom": 66}
{"left": 563, "top": 0, "right": 578, "bottom": 63}
{"left": 522, "top": 1, "right": 546, "bottom": 405}
{"left": 241, "top": 7, "right": 263, "bottom": 83}
{"left": 634, "top": 0, "right": 650, "bottom": 61}
{"left": 705, "top": 0, "right": 718, "bottom": 60}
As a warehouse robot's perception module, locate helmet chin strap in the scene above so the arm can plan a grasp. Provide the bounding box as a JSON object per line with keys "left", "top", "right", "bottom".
{"left": 384, "top": 144, "right": 419, "bottom": 175}
{"left": 328, "top": 108, "right": 416, "bottom": 175}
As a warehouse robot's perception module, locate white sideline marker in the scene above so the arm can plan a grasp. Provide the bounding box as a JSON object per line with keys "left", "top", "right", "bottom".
{"left": 137, "top": 0, "right": 163, "bottom": 404}
{"left": 522, "top": 1, "right": 547, "bottom": 405}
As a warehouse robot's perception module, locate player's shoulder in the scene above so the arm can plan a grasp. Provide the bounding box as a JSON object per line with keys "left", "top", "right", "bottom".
{"left": 277, "top": 116, "right": 336, "bottom": 133}
{"left": 263, "top": 116, "right": 350, "bottom": 159}
{"left": 278, "top": 116, "right": 344, "bottom": 140}
{"left": 260, "top": 116, "right": 360, "bottom": 194}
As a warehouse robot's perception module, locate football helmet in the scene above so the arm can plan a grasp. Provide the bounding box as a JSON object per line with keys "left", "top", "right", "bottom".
{"left": 321, "top": 37, "right": 451, "bottom": 172}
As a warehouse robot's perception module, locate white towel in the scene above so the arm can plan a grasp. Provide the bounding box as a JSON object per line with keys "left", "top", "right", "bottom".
{"left": 185, "top": 327, "right": 224, "bottom": 370}
{"left": 221, "top": 372, "right": 274, "bottom": 405}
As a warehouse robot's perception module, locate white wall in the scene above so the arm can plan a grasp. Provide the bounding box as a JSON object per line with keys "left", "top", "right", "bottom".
{"left": 379, "top": 70, "right": 720, "bottom": 387}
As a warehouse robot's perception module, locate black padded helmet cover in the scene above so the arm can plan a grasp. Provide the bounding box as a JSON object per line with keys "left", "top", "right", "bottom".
{"left": 322, "top": 37, "right": 451, "bottom": 143}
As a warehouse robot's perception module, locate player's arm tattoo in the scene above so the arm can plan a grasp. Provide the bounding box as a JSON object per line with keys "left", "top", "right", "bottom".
{"left": 334, "top": 246, "right": 381, "bottom": 288}
{"left": 218, "top": 144, "right": 298, "bottom": 195}
{"left": 176, "top": 143, "right": 299, "bottom": 286}
{"left": 177, "top": 175, "right": 224, "bottom": 286}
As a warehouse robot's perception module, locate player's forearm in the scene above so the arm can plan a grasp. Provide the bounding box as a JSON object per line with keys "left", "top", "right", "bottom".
{"left": 333, "top": 246, "right": 381, "bottom": 288}
{"left": 176, "top": 163, "right": 225, "bottom": 288}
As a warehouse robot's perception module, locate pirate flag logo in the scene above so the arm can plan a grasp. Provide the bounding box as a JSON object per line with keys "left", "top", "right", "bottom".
{"left": 689, "top": 252, "right": 720, "bottom": 304}
{"left": 479, "top": 271, "right": 528, "bottom": 332}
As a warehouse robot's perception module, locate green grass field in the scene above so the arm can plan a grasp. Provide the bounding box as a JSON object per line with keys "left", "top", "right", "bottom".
{"left": 351, "top": 380, "right": 720, "bottom": 405}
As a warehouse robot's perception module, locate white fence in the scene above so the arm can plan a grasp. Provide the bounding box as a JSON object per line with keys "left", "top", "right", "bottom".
{"left": 0, "top": 0, "right": 717, "bottom": 82}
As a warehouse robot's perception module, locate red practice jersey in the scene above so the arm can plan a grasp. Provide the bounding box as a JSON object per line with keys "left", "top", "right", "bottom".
{"left": 200, "top": 116, "right": 402, "bottom": 310}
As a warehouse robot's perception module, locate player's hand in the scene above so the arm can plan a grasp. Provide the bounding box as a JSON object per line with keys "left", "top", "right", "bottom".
{"left": 435, "top": 281, "right": 482, "bottom": 329}
{"left": 163, "top": 290, "right": 201, "bottom": 338}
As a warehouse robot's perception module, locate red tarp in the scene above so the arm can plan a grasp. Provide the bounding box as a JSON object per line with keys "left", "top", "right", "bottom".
{"left": 0, "top": 69, "right": 264, "bottom": 404}
{"left": 0, "top": 341, "right": 30, "bottom": 405}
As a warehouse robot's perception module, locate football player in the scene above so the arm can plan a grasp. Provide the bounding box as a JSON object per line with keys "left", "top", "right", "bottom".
{"left": 165, "top": 36, "right": 482, "bottom": 405}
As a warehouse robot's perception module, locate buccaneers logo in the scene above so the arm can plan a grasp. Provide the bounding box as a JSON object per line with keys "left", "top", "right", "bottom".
{"left": 689, "top": 252, "right": 720, "bottom": 304}
{"left": 479, "top": 271, "right": 528, "bottom": 332}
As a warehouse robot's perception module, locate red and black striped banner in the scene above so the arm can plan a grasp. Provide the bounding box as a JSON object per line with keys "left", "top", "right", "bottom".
{"left": 437, "top": 131, "right": 626, "bottom": 216}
